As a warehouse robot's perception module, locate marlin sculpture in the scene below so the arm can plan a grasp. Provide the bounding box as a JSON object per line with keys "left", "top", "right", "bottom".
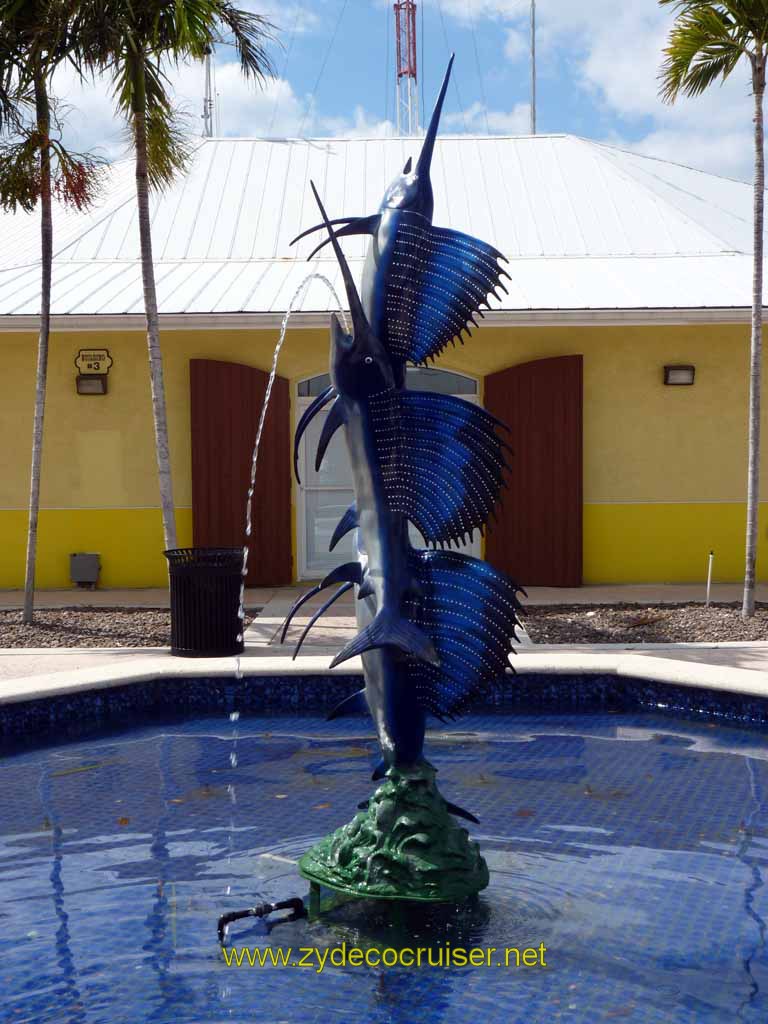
{"left": 291, "top": 55, "right": 509, "bottom": 412}
{"left": 285, "top": 61, "right": 523, "bottom": 902}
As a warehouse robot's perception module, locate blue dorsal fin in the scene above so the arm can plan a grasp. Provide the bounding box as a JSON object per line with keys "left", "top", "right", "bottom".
{"left": 399, "top": 549, "right": 523, "bottom": 719}
{"left": 294, "top": 385, "right": 335, "bottom": 484}
{"left": 329, "top": 609, "right": 439, "bottom": 669}
{"left": 382, "top": 213, "right": 508, "bottom": 365}
{"left": 368, "top": 389, "right": 511, "bottom": 545}
{"left": 329, "top": 503, "right": 358, "bottom": 551}
{"left": 315, "top": 396, "right": 347, "bottom": 472}
{"left": 326, "top": 688, "right": 369, "bottom": 721}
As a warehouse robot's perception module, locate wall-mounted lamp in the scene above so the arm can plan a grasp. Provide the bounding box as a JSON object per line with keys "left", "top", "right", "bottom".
{"left": 663, "top": 364, "right": 695, "bottom": 386}
{"left": 76, "top": 374, "right": 108, "bottom": 395}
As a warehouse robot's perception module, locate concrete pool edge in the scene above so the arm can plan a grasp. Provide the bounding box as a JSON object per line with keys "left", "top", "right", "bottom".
{"left": 1, "top": 642, "right": 767, "bottom": 707}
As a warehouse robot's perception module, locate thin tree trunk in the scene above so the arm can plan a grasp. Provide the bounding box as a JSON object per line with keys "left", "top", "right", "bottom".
{"left": 132, "top": 64, "right": 177, "bottom": 554}
{"left": 743, "top": 56, "right": 765, "bottom": 618}
{"left": 22, "top": 72, "right": 52, "bottom": 625}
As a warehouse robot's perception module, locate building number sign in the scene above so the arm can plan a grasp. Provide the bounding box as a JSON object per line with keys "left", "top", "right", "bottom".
{"left": 75, "top": 349, "right": 113, "bottom": 375}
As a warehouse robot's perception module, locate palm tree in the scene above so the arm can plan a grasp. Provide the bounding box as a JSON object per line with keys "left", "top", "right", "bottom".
{"left": 659, "top": 1, "right": 768, "bottom": 617}
{"left": 0, "top": 0, "right": 102, "bottom": 624}
{"left": 72, "top": 0, "right": 273, "bottom": 555}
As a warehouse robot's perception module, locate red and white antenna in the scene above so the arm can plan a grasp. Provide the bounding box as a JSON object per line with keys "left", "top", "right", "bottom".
{"left": 394, "top": 1, "right": 419, "bottom": 136}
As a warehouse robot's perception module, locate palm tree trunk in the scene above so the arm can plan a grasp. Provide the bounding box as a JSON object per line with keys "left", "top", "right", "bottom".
{"left": 132, "top": 62, "right": 177, "bottom": 554}
{"left": 22, "top": 71, "right": 52, "bottom": 625}
{"left": 743, "top": 54, "right": 765, "bottom": 618}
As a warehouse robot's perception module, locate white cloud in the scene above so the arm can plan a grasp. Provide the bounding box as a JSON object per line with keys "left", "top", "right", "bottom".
{"left": 503, "top": 27, "right": 527, "bottom": 64}
{"left": 630, "top": 123, "right": 754, "bottom": 182}
{"left": 539, "top": 1, "right": 756, "bottom": 180}
{"left": 49, "top": 56, "right": 393, "bottom": 158}
{"left": 241, "top": 1, "right": 319, "bottom": 35}
{"left": 319, "top": 106, "right": 395, "bottom": 138}
{"left": 173, "top": 60, "right": 309, "bottom": 137}
{"left": 51, "top": 66, "right": 126, "bottom": 162}
{"left": 445, "top": 100, "right": 530, "bottom": 135}
{"left": 434, "top": 0, "right": 759, "bottom": 181}
{"left": 422, "top": 0, "right": 525, "bottom": 21}
{"left": 45, "top": 1, "right": 321, "bottom": 157}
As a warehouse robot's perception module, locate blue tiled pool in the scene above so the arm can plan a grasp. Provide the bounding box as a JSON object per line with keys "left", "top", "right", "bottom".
{"left": 2, "top": 706, "right": 768, "bottom": 1023}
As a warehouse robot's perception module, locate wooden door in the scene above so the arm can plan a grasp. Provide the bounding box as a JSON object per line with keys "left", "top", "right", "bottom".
{"left": 484, "top": 355, "right": 582, "bottom": 587}
{"left": 190, "top": 359, "right": 292, "bottom": 585}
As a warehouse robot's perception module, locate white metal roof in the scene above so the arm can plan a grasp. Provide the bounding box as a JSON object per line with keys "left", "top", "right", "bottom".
{"left": 0, "top": 133, "right": 762, "bottom": 323}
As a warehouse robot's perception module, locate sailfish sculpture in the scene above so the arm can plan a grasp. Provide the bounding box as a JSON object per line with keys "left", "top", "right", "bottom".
{"left": 285, "top": 59, "right": 523, "bottom": 902}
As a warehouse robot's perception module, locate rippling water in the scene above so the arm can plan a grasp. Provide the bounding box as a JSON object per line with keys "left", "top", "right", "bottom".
{"left": 2, "top": 711, "right": 768, "bottom": 1023}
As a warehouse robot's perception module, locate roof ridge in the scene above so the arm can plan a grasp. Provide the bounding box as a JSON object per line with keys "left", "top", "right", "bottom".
{"left": 583, "top": 136, "right": 752, "bottom": 187}
{"left": 572, "top": 137, "right": 750, "bottom": 255}
{"left": 193, "top": 132, "right": 571, "bottom": 144}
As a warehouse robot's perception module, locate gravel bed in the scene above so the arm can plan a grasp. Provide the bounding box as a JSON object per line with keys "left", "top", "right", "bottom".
{"left": 0, "top": 607, "right": 258, "bottom": 649}
{"left": 523, "top": 603, "right": 768, "bottom": 644}
{"left": 2, "top": 603, "right": 766, "bottom": 649}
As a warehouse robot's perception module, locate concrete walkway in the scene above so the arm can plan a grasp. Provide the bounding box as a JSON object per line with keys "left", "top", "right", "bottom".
{"left": 0, "top": 587, "right": 276, "bottom": 609}
{"left": 2, "top": 582, "right": 767, "bottom": 609}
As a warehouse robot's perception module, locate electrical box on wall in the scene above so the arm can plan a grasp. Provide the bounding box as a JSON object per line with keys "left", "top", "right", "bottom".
{"left": 70, "top": 552, "right": 101, "bottom": 589}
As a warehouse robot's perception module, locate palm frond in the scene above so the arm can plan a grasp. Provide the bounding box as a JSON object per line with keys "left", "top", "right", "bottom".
{"left": 0, "top": 134, "right": 42, "bottom": 211}
{"left": 0, "top": 104, "right": 106, "bottom": 212}
{"left": 659, "top": 2, "right": 768, "bottom": 56}
{"left": 140, "top": 102, "right": 194, "bottom": 190}
{"left": 659, "top": 4, "right": 751, "bottom": 102}
{"left": 214, "top": 2, "right": 275, "bottom": 81}
{"left": 50, "top": 142, "right": 105, "bottom": 209}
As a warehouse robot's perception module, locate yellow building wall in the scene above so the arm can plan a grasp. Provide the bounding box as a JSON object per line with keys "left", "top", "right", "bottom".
{"left": 0, "top": 320, "right": 765, "bottom": 587}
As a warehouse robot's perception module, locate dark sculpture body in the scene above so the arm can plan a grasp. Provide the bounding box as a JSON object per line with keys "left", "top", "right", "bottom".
{"left": 284, "top": 59, "right": 523, "bottom": 902}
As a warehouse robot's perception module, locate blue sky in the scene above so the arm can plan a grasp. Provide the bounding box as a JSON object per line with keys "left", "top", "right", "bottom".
{"left": 53, "top": 0, "right": 759, "bottom": 182}
{"left": 263, "top": 0, "right": 600, "bottom": 139}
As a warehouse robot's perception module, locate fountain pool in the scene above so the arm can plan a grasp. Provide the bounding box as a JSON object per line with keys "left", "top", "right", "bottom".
{"left": 2, "top": 685, "right": 768, "bottom": 1024}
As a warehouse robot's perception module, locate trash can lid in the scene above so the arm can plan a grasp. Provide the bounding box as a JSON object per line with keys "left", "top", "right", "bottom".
{"left": 164, "top": 547, "right": 244, "bottom": 569}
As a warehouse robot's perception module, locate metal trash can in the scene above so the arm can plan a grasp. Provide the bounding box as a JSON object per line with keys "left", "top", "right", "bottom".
{"left": 164, "top": 548, "right": 245, "bottom": 657}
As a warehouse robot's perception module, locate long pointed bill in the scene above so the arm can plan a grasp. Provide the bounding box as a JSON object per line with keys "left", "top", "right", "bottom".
{"left": 416, "top": 53, "right": 454, "bottom": 180}
{"left": 309, "top": 180, "right": 367, "bottom": 335}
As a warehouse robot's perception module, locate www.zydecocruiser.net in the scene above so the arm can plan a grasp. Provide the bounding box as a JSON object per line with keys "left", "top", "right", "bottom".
{"left": 221, "top": 942, "right": 550, "bottom": 972}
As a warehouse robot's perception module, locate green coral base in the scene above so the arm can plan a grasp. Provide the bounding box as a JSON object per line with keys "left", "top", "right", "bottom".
{"left": 298, "top": 763, "right": 489, "bottom": 903}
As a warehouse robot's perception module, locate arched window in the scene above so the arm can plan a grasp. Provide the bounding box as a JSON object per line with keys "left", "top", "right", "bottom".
{"left": 297, "top": 367, "right": 478, "bottom": 397}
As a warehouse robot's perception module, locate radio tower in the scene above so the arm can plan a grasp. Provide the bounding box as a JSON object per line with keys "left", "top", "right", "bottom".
{"left": 394, "top": 1, "right": 419, "bottom": 136}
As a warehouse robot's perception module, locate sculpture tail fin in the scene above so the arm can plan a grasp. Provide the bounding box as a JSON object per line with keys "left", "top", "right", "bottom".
{"left": 329, "top": 609, "right": 439, "bottom": 669}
